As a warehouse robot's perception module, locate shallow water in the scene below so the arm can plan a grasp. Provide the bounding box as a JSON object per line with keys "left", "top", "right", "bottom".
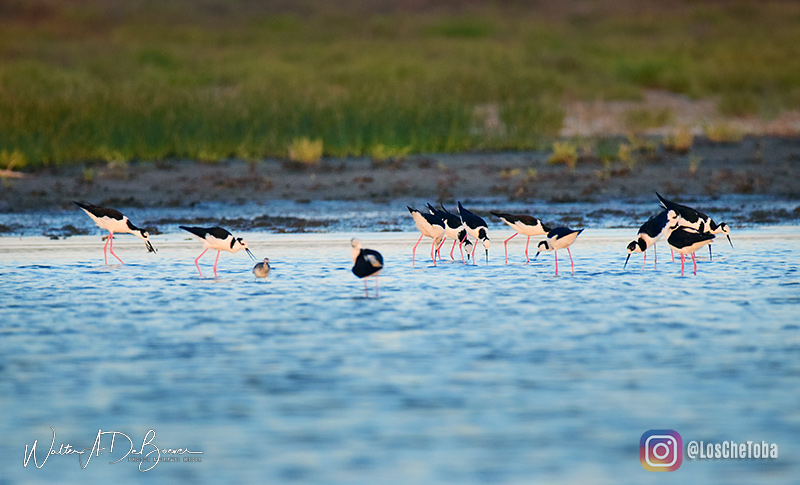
{"left": 2, "top": 194, "right": 799, "bottom": 237}
{"left": 1, "top": 226, "right": 800, "bottom": 484}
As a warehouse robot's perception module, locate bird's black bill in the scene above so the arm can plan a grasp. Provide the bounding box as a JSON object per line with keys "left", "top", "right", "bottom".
{"left": 624, "top": 254, "right": 630, "bottom": 269}
{"left": 485, "top": 249, "right": 489, "bottom": 264}
{"left": 533, "top": 252, "right": 539, "bottom": 260}
{"left": 726, "top": 234, "right": 734, "bottom": 249}
{"left": 146, "top": 241, "right": 156, "bottom": 254}
{"left": 246, "top": 248, "right": 256, "bottom": 260}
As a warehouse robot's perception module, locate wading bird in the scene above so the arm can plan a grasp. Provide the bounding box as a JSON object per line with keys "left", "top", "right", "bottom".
{"left": 657, "top": 192, "right": 732, "bottom": 260}
{"left": 534, "top": 227, "right": 584, "bottom": 275}
{"left": 667, "top": 227, "right": 715, "bottom": 276}
{"left": 74, "top": 201, "right": 156, "bottom": 264}
{"left": 252, "top": 258, "right": 271, "bottom": 279}
{"left": 491, "top": 211, "right": 550, "bottom": 264}
{"left": 429, "top": 203, "right": 473, "bottom": 264}
{"left": 180, "top": 226, "right": 255, "bottom": 277}
{"left": 624, "top": 210, "right": 672, "bottom": 270}
{"left": 351, "top": 238, "right": 383, "bottom": 297}
{"left": 408, "top": 206, "right": 445, "bottom": 267}
{"left": 458, "top": 201, "right": 491, "bottom": 264}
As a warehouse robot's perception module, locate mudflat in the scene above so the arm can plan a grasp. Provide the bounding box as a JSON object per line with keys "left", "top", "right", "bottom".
{"left": 2, "top": 136, "right": 798, "bottom": 214}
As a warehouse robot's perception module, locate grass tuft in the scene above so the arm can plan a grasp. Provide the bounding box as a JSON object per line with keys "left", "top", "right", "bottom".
{"left": 704, "top": 124, "right": 744, "bottom": 143}
{"left": 288, "top": 138, "right": 323, "bottom": 165}
{"left": 663, "top": 127, "right": 693, "bottom": 154}
{"left": 548, "top": 141, "right": 578, "bottom": 170}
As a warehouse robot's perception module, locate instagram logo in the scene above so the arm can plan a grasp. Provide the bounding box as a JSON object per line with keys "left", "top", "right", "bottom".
{"left": 640, "top": 430, "right": 682, "bottom": 471}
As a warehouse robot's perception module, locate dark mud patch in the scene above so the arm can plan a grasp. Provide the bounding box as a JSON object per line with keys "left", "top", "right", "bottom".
{"left": 149, "top": 215, "right": 333, "bottom": 233}
{"left": 744, "top": 207, "right": 800, "bottom": 224}
{"left": 42, "top": 224, "right": 89, "bottom": 239}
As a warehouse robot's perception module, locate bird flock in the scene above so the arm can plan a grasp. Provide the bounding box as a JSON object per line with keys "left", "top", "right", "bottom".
{"left": 73, "top": 192, "right": 732, "bottom": 298}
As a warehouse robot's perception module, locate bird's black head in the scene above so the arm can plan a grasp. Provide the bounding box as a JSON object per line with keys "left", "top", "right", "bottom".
{"left": 478, "top": 228, "right": 490, "bottom": 248}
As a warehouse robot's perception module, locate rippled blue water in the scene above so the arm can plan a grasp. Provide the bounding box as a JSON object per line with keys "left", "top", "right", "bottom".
{"left": 1, "top": 224, "right": 799, "bottom": 484}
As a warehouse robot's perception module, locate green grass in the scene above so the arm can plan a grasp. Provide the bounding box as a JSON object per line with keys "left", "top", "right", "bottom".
{"left": 2, "top": 1, "right": 800, "bottom": 167}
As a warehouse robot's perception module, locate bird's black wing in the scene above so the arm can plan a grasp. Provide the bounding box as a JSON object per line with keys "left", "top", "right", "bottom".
{"left": 668, "top": 228, "right": 715, "bottom": 248}
{"left": 353, "top": 249, "right": 383, "bottom": 278}
{"left": 74, "top": 201, "right": 124, "bottom": 220}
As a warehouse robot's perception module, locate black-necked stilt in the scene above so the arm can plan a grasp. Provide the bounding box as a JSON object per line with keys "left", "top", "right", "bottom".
{"left": 491, "top": 211, "right": 550, "bottom": 264}
{"left": 425, "top": 203, "right": 450, "bottom": 260}
{"left": 351, "top": 238, "right": 383, "bottom": 297}
{"left": 74, "top": 201, "right": 156, "bottom": 264}
{"left": 624, "top": 210, "right": 671, "bottom": 270}
{"left": 408, "top": 206, "right": 445, "bottom": 267}
{"left": 430, "top": 203, "right": 473, "bottom": 264}
{"left": 457, "top": 201, "right": 491, "bottom": 264}
{"left": 253, "top": 258, "right": 271, "bottom": 279}
{"left": 667, "top": 227, "right": 715, "bottom": 276}
{"left": 656, "top": 192, "right": 732, "bottom": 260}
{"left": 533, "top": 227, "right": 584, "bottom": 275}
{"left": 179, "top": 226, "right": 256, "bottom": 277}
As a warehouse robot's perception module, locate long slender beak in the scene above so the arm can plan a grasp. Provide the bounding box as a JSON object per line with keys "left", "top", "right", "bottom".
{"left": 246, "top": 248, "right": 256, "bottom": 260}
{"left": 624, "top": 253, "right": 630, "bottom": 269}
{"left": 485, "top": 248, "right": 489, "bottom": 264}
{"left": 533, "top": 252, "right": 539, "bottom": 260}
{"left": 726, "top": 235, "right": 733, "bottom": 248}
{"left": 146, "top": 241, "right": 156, "bottom": 254}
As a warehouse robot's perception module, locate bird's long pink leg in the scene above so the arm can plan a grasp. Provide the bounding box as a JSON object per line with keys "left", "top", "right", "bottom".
{"left": 213, "top": 250, "right": 221, "bottom": 277}
{"left": 194, "top": 248, "right": 208, "bottom": 276}
{"left": 568, "top": 247, "right": 574, "bottom": 275}
{"left": 654, "top": 243, "right": 657, "bottom": 270}
{"left": 374, "top": 276, "right": 379, "bottom": 298}
{"left": 364, "top": 279, "right": 368, "bottom": 297}
{"left": 642, "top": 249, "right": 646, "bottom": 270}
{"left": 471, "top": 240, "right": 477, "bottom": 265}
{"left": 436, "top": 236, "right": 446, "bottom": 259}
{"left": 430, "top": 238, "right": 438, "bottom": 267}
{"left": 680, "top": 254, "right": 685, "bottom": 276}
{"left": 554, "top": 249, "right": 559, "bottom": 275}
{"left": 692, "top": 252, "right": 697, "bottom": 275}
{"left": 450, "top": 238, "right": 457, "bottom": 260}
{"left": 103, "top": 233, "right": 110, "bottom": 265}
{"left": 411, "top": 234, "right": 423, "bottom": 267}
{"left": 503, "top": 232, "right": 517, "bottom": 264}
{"left": 459, "top": 233, "right": 468, "bottom": 264}
{"left": 671, "top": 247, "right": 675, "bottom": 262}
{"left": 525, "top": 236, "right": 531, "bottom": 263}
{"left": 108, "top": 233, "right": 124, "bottom": 264}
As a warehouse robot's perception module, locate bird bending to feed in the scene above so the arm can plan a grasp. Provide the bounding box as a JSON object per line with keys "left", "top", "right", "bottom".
{"left": 624, "top": 210, "right": 671, "bottom": 270}
{"left": 667, "top": 227, "right": 715, "bottom": 276}
{"left": 491, "top": 211, "right": 550, "bottom": 264}
{"left": 656, "top": 192, "right": 732, "bottom": 260}
{"left": 534, "top": 227, "right": 584, "bottom": 275}
{"left": 457, "top": 201, "right": 491, "bottom": 264}
{"left": 408, "top": 206, "right": 445, "bottom": 267}
{"left": 179, "top": 226, "right": 255, "bottom": 277}
{"left": 430, "top": 203, "right": 473, "bottom": 264}
{"left": 253, "top": 258, "right": 271, "bottom": 279}
{"left": 351, "top": 238, "right": 383, "bottom": 297}
{"left": 74, "top": 201, "right": 156, "bottom": 265}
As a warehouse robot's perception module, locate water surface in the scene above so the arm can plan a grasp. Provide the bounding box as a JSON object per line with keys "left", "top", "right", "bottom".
{"left": 1, "top": 226, "right": 799, "bottom": 484}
